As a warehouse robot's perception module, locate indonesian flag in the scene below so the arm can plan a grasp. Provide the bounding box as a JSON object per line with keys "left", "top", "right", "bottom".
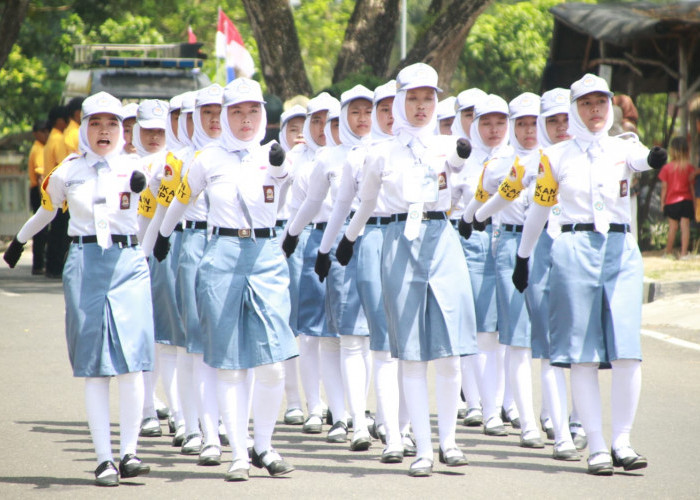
{"left": 215, "top": 8, "right": 255, "bottom": 82}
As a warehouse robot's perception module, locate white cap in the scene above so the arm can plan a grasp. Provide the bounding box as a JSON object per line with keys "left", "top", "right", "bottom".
{"left": 437, "top": 96, "right": 457, "bottom": 120}
{"left": 136, "top": 99, "right": 169, "bottom": 129}
{"left": 306, "top": 92, "right": 335, "bottom": 116}
{"left": 83, "top": 92, "right": 123, "bottom": 120}
{"left": 396, "top": 63, "right": 442, "bottom": 92}
{"left": 340, "top": 85, "right": 374, "bottom": 106}
{"left": 540, "top": 88, "right": 570, "bottom": 117}
{"left": 119, "top": 102, "right": 138, "bottom": 121}
{"left": 374, "top": 80, "right": 396, "bottom": 104}
{"left": 570, "top": 73, "right": 613, "bottom": 101}
{"left": 509, "top": 92, "right": 540, "bottom": 119}
{"left": 280, "top": 105, "right": 306, "bottom": 127}
{"left": 455, "top": 88, "right": 487, "bottom": 112}
{"left": 196, "top": 84, "right": 224, "bottom": 107}
{"left": 327, "top": 97, "right": 341, "bottom": 121}
{"left": 169, "top": 94, "right": 183, "bottom": 111}
{"left": 223, "top": 78, "right": 265, "bottom": 107}
{"left": 474, "top": 94, "right": 509, "bottom": 119}
{"left": 181, "top": 91, "right": 196, "bottom": 113}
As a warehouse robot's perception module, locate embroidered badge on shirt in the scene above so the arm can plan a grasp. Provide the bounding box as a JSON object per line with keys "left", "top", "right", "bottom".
{"left": 119, "top": 192, "right": 131, "bottom": 209}
{"left": 438, "top": 172, "right": 447, "bottom": 190}
{"left": 619, "top": 179, "right": 628, "bottom": 197}
{"left": 263, "top": 185, "right": 275, "bottom": 203}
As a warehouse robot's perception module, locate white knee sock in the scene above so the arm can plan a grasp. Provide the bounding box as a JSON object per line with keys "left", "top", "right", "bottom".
{"left": 397, "top": 361, "right": 411, "bottom": 435}
{"left": 192, "top": 353, "right": 220, "bottom": 446}
{"left": 157, "top": 344, "right": 182, "bottom": 426}
{"left": 142, "top": 366, "right": 157, "bottom": 420}
{"left": 299, "top": 335, "right": 323, "bottom": 415}
{"left": 118, "top": 371, "right": 144, "bottom": 458}
{"left": 540, "top": 360, "right": 573, "bottom": 446}
{"left": 85, "top": 377, "right": 112, "bottom": 465}
{"left": 176, "top": 347, "right": 199, "bottom": 435}
{"left": 373, "top": 350, "right": 401, "bottom": 448}
{"left": 284, "top": 355, "right": 303, "bottom": 410}
{"left": 460, "top": 354, "right": 482, "bottom": 410}
{"left": 340, "top": 336, "right": 369, "bottom": 433}
{"left": 434, "top": 356, "right": 461, "bottom": 451}
{"left": 570, "top": 363, "right": 606, "bottom": 454}
{"left": 476, "top": 332, "right": 502, "bottom": 421}
{"left": 319, "top": 337, "right": 346, "bottom": 423}
{"left": 507, "top": 346, "right": 537, "bottom": 434}
{"left": 501, "top": 344, "right": 514, "bottom": 415}
{"left": 253, "top": 362, "right": 285, "bottom": 454}
{"left": 217, "top": 368, "right": 250, "bottom": 462}
{"left": 611, "top": 359, "right": 642, "bottom": 451}
{"left": 401, "top": 360, "right": 431, "bottom": 460}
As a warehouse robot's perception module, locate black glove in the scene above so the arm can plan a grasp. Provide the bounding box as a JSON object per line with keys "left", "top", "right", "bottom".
{"left": 472, "top": 218, "right": 486, "bottom": 232}
{"left": 458, "top": 218, "right": 472, "bottom": 240}
{"left": 269, "top": 143, "right": 286, "bottom": 166}
{"left": 153, "top": 232, "right": 171, "bottom": 262}
{"left": 335, "top": 235, "right": 355, "bottom": 266}
{"left": 3, "top": 237, "right": 25, "bottom": 268}
{"left": 314, "top": 251, "right": 331, "bottom": 283}
{"left": 130, "top": 170, "right": 147, "bottom": 193}
{"left": 456, "top": 138, "right": 472, "bottom": 159}
{"left": 512, "top": 255, "right": 530, "bottom": 293}
{"left": 281, "top": 233, "right": 298, "bottom": 258}
{"left": 647, "top": 146, "right": 667, "bottom": 170}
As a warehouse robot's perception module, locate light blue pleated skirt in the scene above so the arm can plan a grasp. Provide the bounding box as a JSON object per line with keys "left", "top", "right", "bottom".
{"left": 149, "top": 230, "right": 185, "bottom": 346}
{"left": 297, "top": 228, "right": 335, "bottom": 338}
{"left": 282, "top": 225, "right": 311, "bottom": 336}
{"left": 63, "top": 241, "right": 154, "bottom": 377}
{"left": 494, "top": 229, "right": 531, "bottom": 347}
{"left": 356, "top": 224, "right": 389, "bottom": 351}
{"left": 525, "top": 231, "right": 553, "bottom": 359}
{"left": 326, "top": 227, "right": 369, "bottom": 336}
{"left": 381, "top": 219, "right": 477, "bottom": 361}
{"left": 549, "top": 231, "right": 643, "bottom": 368}
{"left": 196, "top": 234, "right": 299, "bottom": 369}
{"left": 457, "top": 223, "right": 498, "bottom": 333}
{"left": 176, "top": 227, "right": 207, "bottom": 353}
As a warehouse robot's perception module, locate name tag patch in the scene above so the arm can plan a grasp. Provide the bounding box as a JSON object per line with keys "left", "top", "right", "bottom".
{"left": 263, "top": 185, "right": 275, "bottom": 203}
{"left": 619, "top": 179, "right": 628, "bottom": 197}
{"left": 119, "top": 192, "right": 131, "bottom": 209}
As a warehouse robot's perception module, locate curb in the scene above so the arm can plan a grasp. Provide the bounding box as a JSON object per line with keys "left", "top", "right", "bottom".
{"left": 643, "top": 280, "right": 700, "bottom": 304}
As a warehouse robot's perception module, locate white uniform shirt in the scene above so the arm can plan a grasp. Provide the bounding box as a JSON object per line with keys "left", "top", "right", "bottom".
{"left": 43, "top": 154, "right": 145, "bottom": 236}
{"left": 289, "top": 147, "right": 333, "bottom": 224}
{"left": 450, "top": 148, "right": 488, "bottom": 219}
{"left": 182, "top": 143, "right": 288, "bottom": 229}
{"left": 177, "top": 147, "right": 208, "bottom": 222}
{"left": 276, "top": 145, "right": 303, "bottom": 221}
{"left": 481, "top": 151, "right": 541, "bottom": 226}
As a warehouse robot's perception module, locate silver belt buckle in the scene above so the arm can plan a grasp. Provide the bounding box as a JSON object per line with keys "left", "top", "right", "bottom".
{"left": 238, "top": 229, "right": 251, "bottom": 238}
{"left": 421, "top": 212, "right": 429, "bottom": 221}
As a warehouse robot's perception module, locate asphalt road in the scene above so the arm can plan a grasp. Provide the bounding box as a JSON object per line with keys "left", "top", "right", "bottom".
{"left": 1, "top": 251, "right": 699, "bottom": 499}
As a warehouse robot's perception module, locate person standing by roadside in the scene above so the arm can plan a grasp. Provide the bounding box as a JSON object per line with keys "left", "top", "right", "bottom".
{"left": 27, "top": 120, "right": 50, "bottom": 275}
{"left": 659, "top": 137, "right": 695, "bottom": 259}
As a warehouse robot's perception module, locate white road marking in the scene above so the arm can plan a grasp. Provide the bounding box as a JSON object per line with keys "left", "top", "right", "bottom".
{"left": 641, "top": 328, "right": 700, "bottom": 352}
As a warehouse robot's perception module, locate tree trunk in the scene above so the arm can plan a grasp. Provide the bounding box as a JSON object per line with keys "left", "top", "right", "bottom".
{"left": 241, "top": 0, "right": 313, "bottom": 101}
{"left": 0, "top": 0, "right": 30, "bottom": 69}
{"left": 332, "top": 0, "right": 400, "bottom": 83}
{"left": 395, "top": 0, "right": 493, "bottom": 93}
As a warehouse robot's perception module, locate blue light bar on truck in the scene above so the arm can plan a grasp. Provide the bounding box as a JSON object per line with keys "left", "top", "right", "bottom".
{"left": 96, "top": 57, "right": 204, "bottom": 69}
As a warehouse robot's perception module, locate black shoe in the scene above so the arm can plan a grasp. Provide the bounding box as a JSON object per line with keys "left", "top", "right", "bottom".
{"left": 198, "top": 444, "right": 222, "bottom": 466}
{"left": 408, "top": 458, "right": 433, "bottom": 477}
{"left": 612, "top": 447, "right": 648, "bottom": 471}
{"left": 44, "top": 271, "right": 62, "bottom": 279}
{"left": 284, "top": 408, "right": 305, "bottom": 425}
{"left": 224, "top": 462, "right": 250, "bottom": 482}
{"left": 520, "top": 434, "right": 545, "bottom": 448}
{"left": 540, "top": 416, "right": 555, "bottom": 440}
{"left": 250, "top": 448, "right": 295, "bottom": 476}
{"left": 349, "top": 429, "right": 372, "bottom": 452}
{"left": 569, "top": 422, "right": 588, "bottom": 450}
{"left": 139, "top": 417, "right": 162, "bottom": 437}
{"left": 380, "top": 448, "right": 404, "bottom": 464}
{"left": 483, "top": 416, "right": 508, "bottom": 436}
{"left": 325, "top": 409, "right": 334, "bottom": 425}
{"left": 156, "top": 407, "right": 170, "bottom": 420}
{"left": 118, "top": 454, "right": 150, "bottom": 478}
{"left": 94, "top": 460, "right": 119, "bottom": 487}
{"left": 439, "top": 447, "right": 469, "bottom": 466}
{"left": 168, "top": 416, "right": 177, "bottom": 434}
{"left": 31, "top": 267, "right": 45, "bottom": 276}
{"left": 402, "top": 434, "right": 417, "bottom": 457}
{"left": 326, "top": 421, "right": 348, "bottom": 443}
{"left": 553, "top": 446, "right": 582, "bottom": 461}
{"left": 463, "top": 407, "right": 483, "bottom": 427}
{"left": 457, "top": 407, "right": 467, "bottom": 420}
{"left": 302, "top": 414, "right": 323, "bottom": 434}
{"left": 587, "top": 452, "right": 614, "bottom": 476}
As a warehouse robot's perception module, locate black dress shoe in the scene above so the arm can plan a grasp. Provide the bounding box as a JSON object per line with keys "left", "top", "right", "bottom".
{"left": 380, "top": 448, "right": 404, "bottom": 464}
{"left": 520, "top": 434, "right": 545, "bottom": 448}
{"left": 612, "top": 447, "right": 648, "bottom": 471}
{"left": 483, "top": 416, "right": 508, "bottom": 436}
{"left": 224, "top": 461, "right": 250, "bottom": 481}
{"left": 94, "top": 460, "right": 119, "bottom": 487}
{"left": 439, "top": 447, "right": 469, "bottom": 466}
{"left": 118, "top": 454, "right": 150, "bottom": 478}
{"left": 402, "top": 434, "right": 417, "bottom": 457}
{"left": 349, "top": 430, "right": 372, "bottom": 451}
{"left": 587, "top": 452, "right": 614, "bottom": 476}
{"left": 251, "top": 448, "right": 295, "bottom": 476}
{"left": 408, "top": 458, "right": 433, "bottom": 477}
{"left": 326, "top": 421, "right": 348, "bottom": 443}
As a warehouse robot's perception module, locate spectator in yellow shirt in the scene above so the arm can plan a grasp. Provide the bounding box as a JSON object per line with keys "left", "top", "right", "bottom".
{"left": 64, "top": 97, "right": 83, "bottom": 154}
{"left": 28, "top": 120, "right": 50, "bottom": 275}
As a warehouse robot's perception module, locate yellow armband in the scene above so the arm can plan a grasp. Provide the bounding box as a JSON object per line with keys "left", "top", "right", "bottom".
{"left": 138, "top": 188, "right": 157, "bottom": 218}
{"left": 474, "top": 162, "right": 491, "bottom": 203}
{"left": 39, "top": 165, "right": 59, "bottom": 211}
{"left": 175, "top": 170, "right": 192, "bottom": 205}
{"left": 157, "top": 152, "right": 183, "bottom": 207}
{"left": 533, "top": 154, "right": 559, "bottom": 207}
{"left": 498, "top": 157, "right": 526, "bottom": 201}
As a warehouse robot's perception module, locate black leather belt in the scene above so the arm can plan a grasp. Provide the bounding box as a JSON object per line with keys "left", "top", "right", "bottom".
{"left": 561, "top": 223, "right": 630, "bottom": 233}
{"left": 367, "top": 216, "right": 393, "bottom": 225}
{"left": 174, "top": 223, "right": 183, "bottom": 232}
{"left": 71, "top": 234, "right": 139, "bottom": 247}
{"left": 275, "top": 219, "right": 287, "bottom": 227}
{"left": 184, "top": 220, "right": 207, "bottom": 230}
{"left": 392, "top": 211, "right": 447, "bottom": 222}
{"left": 312, "top": 222, "right": 327, "bottom": 230}
{"left": 212, "top": 227, "right": 276, "bottom": 238}
{"left": 501, "top": 224, "right": 524, "bottom": 232}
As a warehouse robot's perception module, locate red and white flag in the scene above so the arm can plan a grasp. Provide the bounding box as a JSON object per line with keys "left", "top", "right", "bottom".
{"left": 215, "top": 8, "right": 255, "bottom": 81}
{"left": 187, "top": 25, "right": 197, "bottom": 43}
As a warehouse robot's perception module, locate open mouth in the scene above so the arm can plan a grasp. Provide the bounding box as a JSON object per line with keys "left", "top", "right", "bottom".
{"left": 97, "top": 139, "right": 111, "bottom": 146}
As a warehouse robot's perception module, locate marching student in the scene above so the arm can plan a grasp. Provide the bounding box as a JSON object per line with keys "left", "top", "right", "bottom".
{"left": 511, "top": 74, "right": 666, "bottom": 475}
{"left": 4, "top": 92, "right": 152, "bottom": 487}
{"left": 436, "top": 96, "right": 457, "bottom": 135}
{"left": 152, "top": 77, "right": 298, "bottom": 481}
{"left": 336, "top": 63, "right": 476, "bottom": 476}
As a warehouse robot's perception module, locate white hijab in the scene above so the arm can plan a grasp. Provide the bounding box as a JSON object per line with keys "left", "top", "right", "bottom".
{"left": 79, "top": 114, "right": 125, "bottom": 165}
{"left": 192, "top": 106, "right": 221, "bottom": 150}
{"left": 339, "top": 98, "right": 373, "bottom": 147}
{"left": 568, "top": 96, "right": 613, "bottom": 144}
{"left": 219, "top": 102, "right": 267, "bottom": 153}
{"left": 391, "top": 89, "right": 438, "bottom": 146}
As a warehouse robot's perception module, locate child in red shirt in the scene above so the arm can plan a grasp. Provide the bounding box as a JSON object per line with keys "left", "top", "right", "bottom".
{"left": 659, "top": 137, "right": 695, "bottom": 258}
